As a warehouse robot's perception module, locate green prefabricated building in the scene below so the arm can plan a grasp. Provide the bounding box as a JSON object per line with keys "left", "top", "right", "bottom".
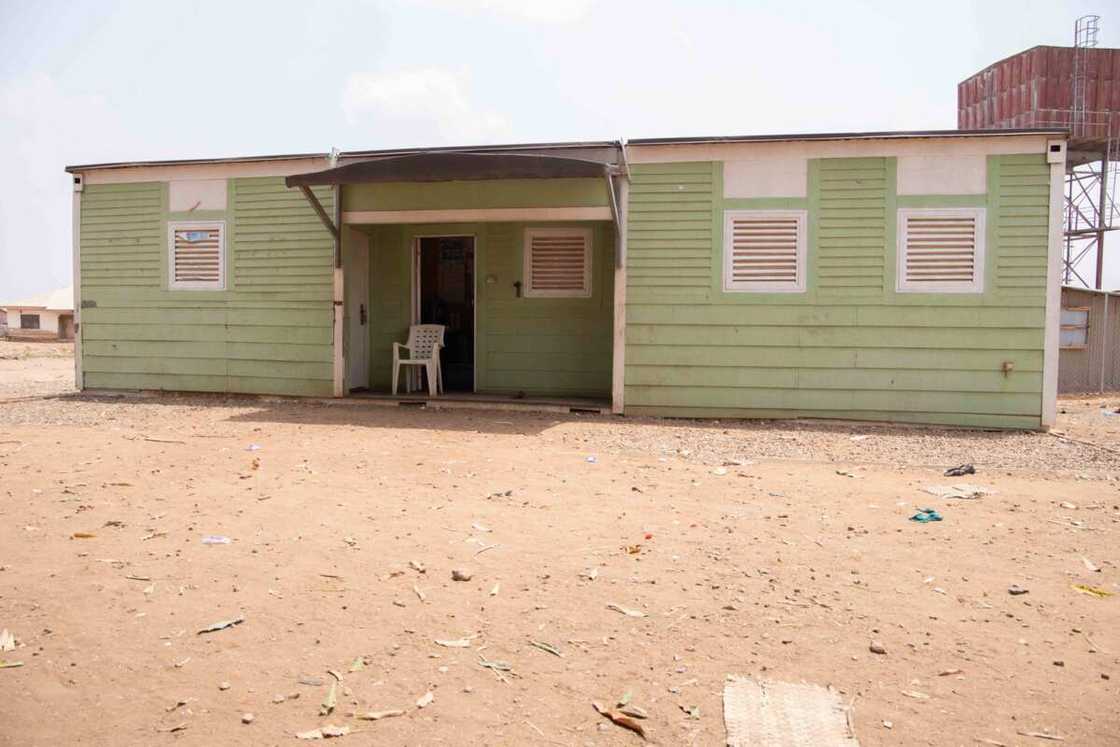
{"left": 66, "top": 129, "right": 1066, "bottom": 429}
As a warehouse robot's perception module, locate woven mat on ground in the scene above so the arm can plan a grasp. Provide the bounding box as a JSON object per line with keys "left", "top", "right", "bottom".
{"left": 723, "top": 676, "right": 859, "bottom": 747}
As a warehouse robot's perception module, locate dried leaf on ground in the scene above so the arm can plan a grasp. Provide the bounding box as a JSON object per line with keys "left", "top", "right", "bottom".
{"left": 435, "top": 638, "right": 471, "bottom": 648}
{"left": 607, "top": 603, "right": 646, "bottom": 618}
{"left": 359, "top": 709, "right": 405, "bottom": 721}
{"left": 592, "top": 701, "right": 648, "bottom": 740}
{"left": 320, "top": 680, "right": 337, "bottom": 716}
{"left": 1072, "top": 584, "right": 1113, "bottom": 598}
{"left": 197, "top": 617, "right": 244, "bottom": 635}
{"left": 528, "top": 640, "right": 563, "bottom": 657}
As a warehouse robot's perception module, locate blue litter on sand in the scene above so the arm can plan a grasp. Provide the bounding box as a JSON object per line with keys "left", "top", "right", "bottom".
{"left": 910, "top": 508, "right": 943, "bottom": 523}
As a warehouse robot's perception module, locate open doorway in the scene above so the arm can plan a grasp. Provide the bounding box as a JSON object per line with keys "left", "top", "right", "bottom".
{"left": 414, "top": 236, "right": 475, "bottom": 392}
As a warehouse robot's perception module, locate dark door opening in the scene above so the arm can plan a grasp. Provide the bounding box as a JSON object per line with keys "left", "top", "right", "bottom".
{"left": 418, "top": 236, "right": 474, "bottom": 392}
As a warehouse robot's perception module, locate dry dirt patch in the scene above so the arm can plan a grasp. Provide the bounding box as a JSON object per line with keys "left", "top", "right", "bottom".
{"left": 0, "top": 356, "right": 1117, "bottom": 746}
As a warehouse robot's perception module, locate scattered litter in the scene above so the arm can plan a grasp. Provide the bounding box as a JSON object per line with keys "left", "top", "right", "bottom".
{"left": 1071, "top": 584, "right": 1113, "bottom": 599}
{"left": 201, "top": 535, "right": 231, "bottom": 545}
{"left": 451, "top": 568, "right": 473, "bottom": 582}
{"left": 723, "top": 676, "right": 858, "bottom": 747}
{"left": 869, "top": 641, "right": 887, "bottom": 655}
{"left": 348, "top": 657, "right": 365, "bottom": 672}
{"left": 923, "top": 484, "right": 990, "bottom": 500}
{"left": 320, "top": 676, "right": 338, "bottom": 716}
{"left": 242, "top": 713, "right": 255, "bottom": 725}
{"left": 359, "top": 709, "right": 405, "bottom": 721}
{"left": 944, "top": 464, "right": 976, "bottom": 477}
{"left": 835, "top": 470, "right": 858, "bottom": 478}
{"left": 471, "top": 522, "right": 492, "bottom": 533}
{"left": 1060, "top": 501, "right": 1078, "bottom": 510}
{"left": 408, "top": 560, "right": 426, "bottom": 573}
{"left": 474, "top": 543, "right": 499, "bottom": 557}
{"left": 71, "top": 532, "right": 96, "bottom": 539}
{"left": 619, "top": 704, "right": 648, "bottom": 719}
{"left": 713, "top": 467, "right": 728, "bottom": 476}
{"left": 141, "top": 531, "right": 168, "bottom": 541}
{"left": 296, "top": 725, "right": 350, "bottom": 740}
{"left": 489, "top": 582, "right": 500, "bottom": 596}
{"left": 528, "top": 640, "right": 563, "bottom": 657}
{"left": 1008, "top": 585, "right": 1029, "bottom": 596}
{"left": 1081, "top": 556, "right": 1101, "bottom": 573}
{"left": 413, "top": 585, "right": 426, "bottom": 602}
{"left": 910, "top": 508, "right": 943, "bottom": 523}
{"left": 939, "top": 668, "right": 963, "bottom": 676}
{"left": 592, "top": 701, "right": 647, "bottom": 740}
{"left": 680, "top": 704, "right": 700, "bottom": 719}
{"left": 416, "top": 691, "right": 434, "bottom": 708}
{"left": 0, "top": 660, "right": 23, "bottom": 669}
{"left": 1017, "top": 730, "right": 1065, "bottom": 741}
{"left": 246, "top": 444, "right": 262, "bottom": 452}
{"left": 156, "top": 723, "right": 187, "bottom": 733}
{"left": 0, "top": 630, "right": 14, "bottom": 652}
{"left": 435, "top": 638, "right": 471, "bottom": 648}
{"left": 900, "top": 689, "right": 930, "bottom": 700}
{"left": 580, "top": 568, "right": 599, "bottom": 581}
{"left": 478, "top": 654, "right": 513, "bottom": 682}
{"left": 849, "top": 435, "right": 869, "bottom": 442}
{"left": 607, "top": 603, "right": 647, "bottom": 618}
{"left": 197, "top": 617, "right": 244, "bottom": 635}
{"left": 586, "top": 456, "right": 598, "bottom": 463}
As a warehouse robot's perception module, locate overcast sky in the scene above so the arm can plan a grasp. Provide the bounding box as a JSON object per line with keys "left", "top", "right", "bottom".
{"left": 0, "top": 0, "right": 1115, "bottom": 300}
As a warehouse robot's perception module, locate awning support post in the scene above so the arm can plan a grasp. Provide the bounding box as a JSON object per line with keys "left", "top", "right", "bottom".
{"left": 298, "top": 185, "right": 340, "bottom": 243}
{"left": 607, "top": 166, "right": 629, "bottom": 415}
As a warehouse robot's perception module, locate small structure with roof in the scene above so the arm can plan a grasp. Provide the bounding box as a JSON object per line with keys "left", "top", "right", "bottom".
{"left": 1, "top": 286, "right": 75, "bottom": 341}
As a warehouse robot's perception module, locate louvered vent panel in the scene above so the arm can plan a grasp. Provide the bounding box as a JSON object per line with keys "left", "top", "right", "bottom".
{"left": 903, "top": 215, "right": 978, "bottom": 285}
{"left": 727, "top": 215, "right": 801, "bottom": 289}
{"left": 526, "top": 230, "right": 590, "bottom": 296}
{"left": 172, "top": 226, "right": 222, "bottom": 286}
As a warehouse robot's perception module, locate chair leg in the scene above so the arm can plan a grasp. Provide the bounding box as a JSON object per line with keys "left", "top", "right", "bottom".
{"left": 437, "top": 361, "right": 444, "bottom": 394}
{"left": 426, "top": 361, "right": 437, "bottom": 397}
{"left": 392, "top": 362, "right": 399, "bottom": 395}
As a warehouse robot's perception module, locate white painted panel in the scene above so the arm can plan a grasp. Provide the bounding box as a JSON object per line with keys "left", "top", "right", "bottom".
{"left": 168, "top": 179, "right": 228, "bottom": 211}
{"left": 897, "top": 155, "right": 987, "bottom": 195}
{"left": 723, "top": 158, "right": 807, "bottom": 198}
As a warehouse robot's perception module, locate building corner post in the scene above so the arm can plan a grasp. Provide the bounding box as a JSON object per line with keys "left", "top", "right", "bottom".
{"left": 1041, "top": 147, "right": 1065, "bottom": 428}
{"left": 72, "top": 175, "right": 83, "bottom": 390}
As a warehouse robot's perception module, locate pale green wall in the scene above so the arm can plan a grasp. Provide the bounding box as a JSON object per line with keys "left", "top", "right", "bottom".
{"left": 343, "top": 178, "right": 608, "bottom": 211}
{"left": 625, "top": 155, "right": 1051, "bottom": 428}
{"left": 363, "top": 221, "right": 614, "bottom": 396}
{"left": 79, "top": 178, "right": 335, "bottom": 396}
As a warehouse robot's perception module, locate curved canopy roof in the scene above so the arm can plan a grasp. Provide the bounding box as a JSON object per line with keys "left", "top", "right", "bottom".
{"left": 285, "top": 151, "right": 614, "bottom": 187}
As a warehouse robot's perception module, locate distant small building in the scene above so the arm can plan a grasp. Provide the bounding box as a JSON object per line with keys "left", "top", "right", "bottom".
{"left": 1, "top": 286, "right": 75, "bottom": 341}
{"left": 1059, "top": 286, "right": 1119, "bottom": 393}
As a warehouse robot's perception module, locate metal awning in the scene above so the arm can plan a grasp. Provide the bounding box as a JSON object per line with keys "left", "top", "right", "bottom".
{"left": 285, "top": 151, "right": 618, "bottom": 188}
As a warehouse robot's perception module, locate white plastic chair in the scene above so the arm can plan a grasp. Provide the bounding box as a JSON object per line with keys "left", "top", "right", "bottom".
{"left": 392, "top": 324, "right": 445, "bottom": 396}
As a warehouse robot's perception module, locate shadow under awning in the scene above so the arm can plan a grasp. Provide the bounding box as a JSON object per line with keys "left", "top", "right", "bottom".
{"left": 285, "top": 151, "right": 614, "bottom": 187}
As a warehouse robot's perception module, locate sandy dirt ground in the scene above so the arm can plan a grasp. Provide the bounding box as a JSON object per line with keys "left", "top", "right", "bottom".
{"left": 1, "top": 345, "right": 1118, "bottom": 746}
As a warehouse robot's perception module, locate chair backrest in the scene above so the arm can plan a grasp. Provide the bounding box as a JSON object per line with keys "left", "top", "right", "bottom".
{"left": 407, "top": 324, "right": 446, "bottom": 359}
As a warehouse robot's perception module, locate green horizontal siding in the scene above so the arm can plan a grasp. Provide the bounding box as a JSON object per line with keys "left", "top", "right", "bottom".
{"left": 624, "top": 153, "right": 1052, "bottom": 428}
{"left": 79, "top": 177, "right": 335, "bottom": 396}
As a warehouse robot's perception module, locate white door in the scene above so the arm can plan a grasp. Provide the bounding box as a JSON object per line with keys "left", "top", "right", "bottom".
{"left": 345, "top": 229, "right": 370, "bottom": 390}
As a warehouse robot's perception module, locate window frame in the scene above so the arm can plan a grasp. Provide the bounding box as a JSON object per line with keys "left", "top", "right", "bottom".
{"left": 168, "top": 220, "right": 226, "bottom": 291}
{"left": 1059, "top": 306, "right": 1090, "bottom": 350}
{"left": 896, "top": 207, "right": 986, "bottom": 294}
{"left": 722, "top": 209, "right": 808, "bottom": 293}
{"left": 20, "top": 313, "right": 41, "bottom": 330}
{"left": 522, "top": 226, "right": 593, "bottom": 299}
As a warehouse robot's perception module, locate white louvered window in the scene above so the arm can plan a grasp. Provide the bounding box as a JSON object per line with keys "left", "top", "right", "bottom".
{"left": 168, "top": 221, "right": 225, "bottom": 290}
{"left": 897, "top": 208, "right": 985, "bottom": 293}
{"left": 723, "top": 210, "right": 807, "bottom": 292}
{"left": 523, "top": 227, "right": 592, "bottom": 298}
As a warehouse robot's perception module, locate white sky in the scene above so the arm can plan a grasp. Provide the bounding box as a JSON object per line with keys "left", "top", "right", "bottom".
{"left": 0, "top": 0, "right": 1116, "bottom": 299}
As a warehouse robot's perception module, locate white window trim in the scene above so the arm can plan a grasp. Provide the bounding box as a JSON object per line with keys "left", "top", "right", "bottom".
{"left": 522, "top": 227, "right": 593, "bottom": 298}
{"left": 722, "top": 209, "right": 807, "bottom": 293}
{"left": 168, "top": 220, "right": 226, "bottom": 291}
{"left": 896, "top": 207, "right": 985, "bottom": 294}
